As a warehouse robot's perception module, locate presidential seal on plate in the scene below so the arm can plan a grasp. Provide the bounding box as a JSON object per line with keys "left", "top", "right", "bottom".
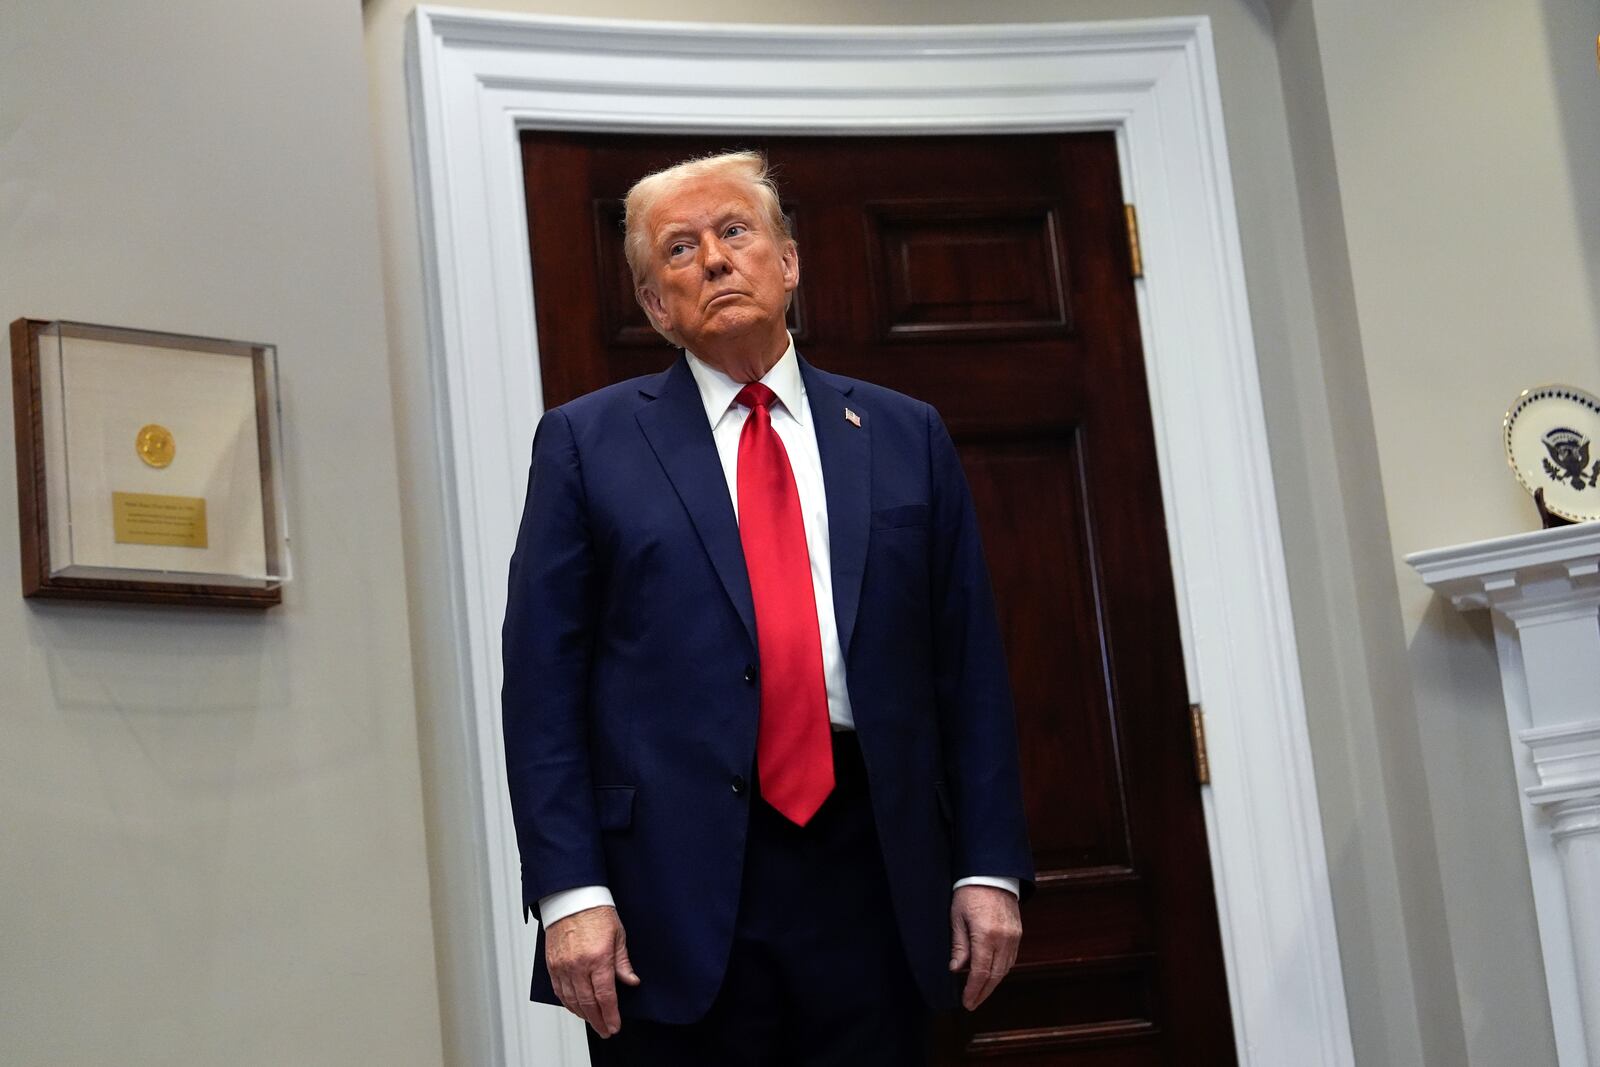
{"left": 1504, "top": 385, "right": 1600, "bottom": 523}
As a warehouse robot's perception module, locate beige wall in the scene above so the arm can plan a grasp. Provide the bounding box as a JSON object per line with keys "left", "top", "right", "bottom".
{"left": 0, "top": 2, "right": 443, "bottom": 1064}
{"left": 1286, "top": 1, "right": 1600, "bottom": 1063}
{"left": 362, "top": 1, "right": 1476, "bottom": 1065}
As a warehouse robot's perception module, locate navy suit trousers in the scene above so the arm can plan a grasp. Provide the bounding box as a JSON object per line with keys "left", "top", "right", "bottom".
{"left": 585, "top": 731, "right": 932, "bottom": 1066}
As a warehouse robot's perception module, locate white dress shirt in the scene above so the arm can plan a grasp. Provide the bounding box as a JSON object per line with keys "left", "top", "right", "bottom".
{"left": 539, "top": 340, "right": 1017, "bottom": 928}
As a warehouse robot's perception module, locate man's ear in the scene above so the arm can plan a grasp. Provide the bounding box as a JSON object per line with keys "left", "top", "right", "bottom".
{"left": 638, "top": 284, "right": 671, "bottom": 332}
{"left": 781, "top": 241, "right": 800, "bottom": 294}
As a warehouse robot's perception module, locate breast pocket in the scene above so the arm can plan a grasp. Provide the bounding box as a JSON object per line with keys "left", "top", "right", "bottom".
{"left": 871, "top": 503, "right": 930, "bottom": 530}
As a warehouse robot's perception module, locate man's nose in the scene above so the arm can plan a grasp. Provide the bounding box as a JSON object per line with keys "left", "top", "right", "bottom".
{"left": 702, "top": 236, "right": 731, "bottom": 275}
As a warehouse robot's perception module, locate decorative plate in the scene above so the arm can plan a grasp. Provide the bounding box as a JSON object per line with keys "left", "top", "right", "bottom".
{"left": 1504, "top": 384, "right": 1600, "bottom": 522}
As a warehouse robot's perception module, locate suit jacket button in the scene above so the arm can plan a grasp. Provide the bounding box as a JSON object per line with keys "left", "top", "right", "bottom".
{"left": 744, "top": 664, "right": 758, "bottom": 684}
{"left": 731, "top": 775, "right": 747, "bottom": 795}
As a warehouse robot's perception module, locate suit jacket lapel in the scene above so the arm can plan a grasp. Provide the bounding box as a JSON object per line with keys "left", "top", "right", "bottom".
{"left": 800, "top": 356, "right": 870, "bottom": 661}
{"left": 636, "top": 356, "right": 758, "bottom": 650}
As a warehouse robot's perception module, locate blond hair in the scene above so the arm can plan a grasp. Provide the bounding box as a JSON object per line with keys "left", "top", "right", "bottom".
{"left": 622, "top": 151, "right": 794, "bottom": 327}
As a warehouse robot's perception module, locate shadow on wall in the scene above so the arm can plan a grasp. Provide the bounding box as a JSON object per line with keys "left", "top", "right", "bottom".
{"left": 1538, "top": 0, "right": 1600, "bottom": 353}
{"left": 1406, "top": 591, "right": 1557, "bottom": 1063}
{"left": 25, "top": 600, "right": 297, "bottom": 789}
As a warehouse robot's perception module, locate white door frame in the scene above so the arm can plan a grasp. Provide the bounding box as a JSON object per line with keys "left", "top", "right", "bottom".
{"left": 405, "top": 9, "right": 1354, "bottom": 1065}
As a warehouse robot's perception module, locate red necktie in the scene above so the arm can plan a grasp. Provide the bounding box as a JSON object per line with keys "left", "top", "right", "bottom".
{"left": 735, "top": 382, "right": 834, "bottom": 826}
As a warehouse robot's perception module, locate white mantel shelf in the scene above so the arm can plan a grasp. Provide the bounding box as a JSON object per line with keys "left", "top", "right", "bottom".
{"left": 1410, "top": 523, "right": 1600, "bottom": 610}
{"left": 1409, "top": 524, "right": 1600, "bottom": 1067}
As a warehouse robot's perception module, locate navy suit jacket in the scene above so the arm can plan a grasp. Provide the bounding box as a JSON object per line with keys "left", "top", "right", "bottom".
{"left": 501, "top": 352, "right": 1033, "bottom": 1024}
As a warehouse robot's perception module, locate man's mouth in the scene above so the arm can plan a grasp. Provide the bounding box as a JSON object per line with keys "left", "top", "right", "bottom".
{"left": 706, "top": 290, "right": 747, "bottom": 308}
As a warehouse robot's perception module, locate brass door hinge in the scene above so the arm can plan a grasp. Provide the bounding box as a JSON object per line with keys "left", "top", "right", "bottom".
{"left": 1189, "top": 703, "right": 1211, "bottom": 785}
{"left": 1124, "top": 204, "right": 1144, "bottom": 279}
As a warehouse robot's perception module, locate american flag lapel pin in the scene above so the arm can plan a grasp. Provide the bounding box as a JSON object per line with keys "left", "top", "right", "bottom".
{"left": 844, "top": 407, "right": 861, "bottom": 428}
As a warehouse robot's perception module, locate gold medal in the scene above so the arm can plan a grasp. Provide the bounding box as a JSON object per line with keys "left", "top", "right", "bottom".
{"left": 136, "top": 424, "right": 175, "bottom": 469}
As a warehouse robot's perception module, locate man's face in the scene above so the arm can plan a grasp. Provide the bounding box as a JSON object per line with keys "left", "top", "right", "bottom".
{"left": 637, "top": 176, "right": 798, "bottom": 361}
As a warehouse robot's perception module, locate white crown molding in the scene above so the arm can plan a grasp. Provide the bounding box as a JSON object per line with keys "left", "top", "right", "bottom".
{"left": 406, "top": 9, "right": 1354, "bottom": 1065}
{"left": 1410, "top": 528, "right": 1600, "bottom": 1065}
{"left": 419, "top": 9, "right": 1206, "bottom": 55}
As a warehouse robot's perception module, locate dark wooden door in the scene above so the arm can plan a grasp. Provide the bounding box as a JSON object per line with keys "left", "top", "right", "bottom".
{"left": 521, "top": 131, "right": 1238, "bottom": 1066}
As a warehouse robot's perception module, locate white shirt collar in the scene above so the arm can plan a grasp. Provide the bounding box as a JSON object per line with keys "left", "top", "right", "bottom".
{"left": 684, "top": 335, "right": 807, "bottom": 430}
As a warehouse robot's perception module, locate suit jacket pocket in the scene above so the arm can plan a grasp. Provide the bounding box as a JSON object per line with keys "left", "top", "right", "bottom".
{"left": 871, "top": 503, "right": 930, "bottom": 530}
{"left": 594, "top": 786, "right": 636, "bottom": 831}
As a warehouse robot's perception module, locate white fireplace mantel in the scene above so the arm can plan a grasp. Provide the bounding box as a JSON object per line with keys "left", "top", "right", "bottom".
{"left": 1410, "top": 524, "right": 1600, "bottom": 1067}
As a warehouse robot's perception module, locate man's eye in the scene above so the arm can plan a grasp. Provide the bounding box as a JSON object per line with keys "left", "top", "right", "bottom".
{"left": 725, "top": 225, "right": 747, "bottom": 238}
{"left": 668, "top": 243, "right": 689, "bottom": 256}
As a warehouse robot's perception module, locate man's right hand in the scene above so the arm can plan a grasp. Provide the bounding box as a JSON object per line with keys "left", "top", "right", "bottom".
{"left": 545, "top": 905, "right": 641, "bottom": 1038}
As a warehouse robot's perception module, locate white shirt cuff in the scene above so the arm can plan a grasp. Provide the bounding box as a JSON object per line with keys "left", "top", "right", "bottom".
{"left": 537, "top": 885, "right": 615, "bottom": 927}
{"left": 954, "top": 875, "right": 1020, "bottom": 897}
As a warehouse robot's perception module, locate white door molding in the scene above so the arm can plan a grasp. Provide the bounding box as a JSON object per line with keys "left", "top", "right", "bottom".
{"left": 405, "top": 10, "right": 1354, "bottom": 1065}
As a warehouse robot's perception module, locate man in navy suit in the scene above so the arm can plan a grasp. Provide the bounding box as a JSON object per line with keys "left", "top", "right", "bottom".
{"left": 501, "top": 151, "right": 1033, "bottom": 1065}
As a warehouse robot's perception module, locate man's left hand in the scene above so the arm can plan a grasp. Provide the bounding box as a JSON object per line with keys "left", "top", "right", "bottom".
{"left": 948, "top": 884, "right": 1022, "bottom": 1011}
